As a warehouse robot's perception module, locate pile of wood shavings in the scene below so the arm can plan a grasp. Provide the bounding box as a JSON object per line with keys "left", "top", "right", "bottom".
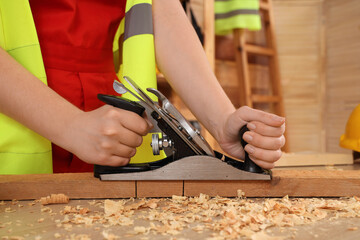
{"left": 53, "top": 194, "right": 360, "bottom": 240}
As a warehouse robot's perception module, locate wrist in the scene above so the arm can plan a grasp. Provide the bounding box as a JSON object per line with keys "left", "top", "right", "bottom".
{"left": 209, "top": 106, "right": 236, "bottom": 143}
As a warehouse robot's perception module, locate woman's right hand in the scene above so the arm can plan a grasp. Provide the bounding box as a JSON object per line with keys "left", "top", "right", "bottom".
{"left": 63, "top": 105, "right": 152, "bottom": 166}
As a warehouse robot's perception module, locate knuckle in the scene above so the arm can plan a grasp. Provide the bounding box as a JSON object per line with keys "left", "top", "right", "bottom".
{"left": 105, "top": 108, "right": 120, "bottom": 118}
{"left": 100, "top": 141, "right": 112, "bottom": 150}
{"left": 101, "top": 126, "right": 117, "bottom": 136}
{"left": 241, "top": 106, "right": 250, "bottom": 111}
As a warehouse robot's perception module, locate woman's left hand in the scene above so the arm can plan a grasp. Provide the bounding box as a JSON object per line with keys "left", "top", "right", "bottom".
{"left": 217, "top": 106, "right": 286, "bottom": 169}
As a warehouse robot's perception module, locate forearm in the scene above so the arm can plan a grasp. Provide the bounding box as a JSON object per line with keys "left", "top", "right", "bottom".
{"left": 0, "top": 47, "right": 81, "bottom": 149}
{"left": 152, "top": 0, "right": 235, "bottom": 140}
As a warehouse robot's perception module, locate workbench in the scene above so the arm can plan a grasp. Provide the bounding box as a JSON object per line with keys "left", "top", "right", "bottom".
{"left": 1, "top": 197, "right": 360, "bottom": 240}
{"left": 1, "top": 163, "right": 360, "bottom": 239}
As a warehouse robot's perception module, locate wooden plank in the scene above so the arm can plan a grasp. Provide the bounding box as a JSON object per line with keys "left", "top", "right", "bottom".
{"left": 184, "top": 169, "right": 360, "bottom": 197}
{"left": 233, "top": 29, "right": 253, "bottom": 107}
{"left": 251, "top": 94, "right": 280, "bottom": 103}
{"left": 0, "top": 173, "right": 135, "bottom": 200}
{"left": 1, "top": 169, "right": 360, "bottom": 199}
{"left": 136, "top": 180, "right": 183, "bottom": 198}
{"left": 260, "top": 0, "right": 270, "bottom": 11}
{"left": 276, "top": 153, "right": 353, "bottom": 167}
{"left": 245, "top": 44, "right": 275, "bottom": 56}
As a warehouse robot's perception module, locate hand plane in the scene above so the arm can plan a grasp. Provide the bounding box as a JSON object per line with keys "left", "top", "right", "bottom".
{"left": 95, "top": 76, "right": 271, "bottom": 181}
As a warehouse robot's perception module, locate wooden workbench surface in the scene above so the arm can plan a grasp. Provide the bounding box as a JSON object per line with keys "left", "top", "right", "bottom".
{"left": 1, "top": 197, "right": 360, "bottom": 240}
{"left": 2, "top": 166, "right": 360, "bottom": 199}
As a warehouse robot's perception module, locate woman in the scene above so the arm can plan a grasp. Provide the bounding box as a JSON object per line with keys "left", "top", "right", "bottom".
{"left": 0, "top": 0, "right": 285, "bottom": 174}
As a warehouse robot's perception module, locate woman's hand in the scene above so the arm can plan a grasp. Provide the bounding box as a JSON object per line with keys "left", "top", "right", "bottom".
{"left": 217, "top": 106, "right": 286, "bottom": 169}
{"left": 64, "top": 105, "right": 152, "bottom": 166}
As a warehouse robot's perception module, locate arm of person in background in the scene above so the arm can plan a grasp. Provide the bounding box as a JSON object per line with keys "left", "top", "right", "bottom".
{"left": 152, "top": 0, "right": 285, "bottom": 169}
{"left": 0, "top": 47, "right": 151, "bottom": 166}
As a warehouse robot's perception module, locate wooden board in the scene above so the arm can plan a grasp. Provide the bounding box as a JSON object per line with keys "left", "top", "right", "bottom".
{"left": 1, "top": 168, "right": 360, "bottom": 199}
{"left": 276, "top": 153, "right": 353, "bottom": 167}
{"left": 0, "top": 173, "right": 136, "bottom": 200}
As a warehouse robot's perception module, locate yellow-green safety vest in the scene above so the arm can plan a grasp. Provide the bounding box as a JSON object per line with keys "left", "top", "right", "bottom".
{"left": 0, "top": 0, "right": 164, "bottom": 174}
{"left": 215, "top": 0, "right": 261, "bottom": 35}
{"left": 116, "top": 0, "right": 167, "bottom": 164}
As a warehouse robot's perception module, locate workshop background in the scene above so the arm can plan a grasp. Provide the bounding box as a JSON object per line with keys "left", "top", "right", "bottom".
{"left": 159, "top": 0, "right": 360, "bottom": 156}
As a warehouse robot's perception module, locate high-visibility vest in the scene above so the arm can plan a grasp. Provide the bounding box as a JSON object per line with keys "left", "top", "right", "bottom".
{"left": 0, "top": 0, "right": 52, "bottom": 174}
{"left": 115, "top": 0, "right": 167, "bottom": 164}
{"left": 215, "top": 0, "right": 261, "bottom": 36}
{"left": 0, "top": 0, "right": 163, "bottom": 174}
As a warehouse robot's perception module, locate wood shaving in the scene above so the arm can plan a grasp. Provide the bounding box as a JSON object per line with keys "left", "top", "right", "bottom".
{"left": 348, "top": 227, "right": 358, "bottom": 231}
{"left": 4, "top": 208, "right": 16, "bottom": 213}
{"left": 61, "top": 206, "right": 89, "bottom": 215}
{"left": 40, "top": 194, "right": 69, "bottom": 205}
{"left": 54, "top": 233, "right": 62, "bottom": 238}
{"left": 102, "top": 230, "right": 120, "bottom": 239}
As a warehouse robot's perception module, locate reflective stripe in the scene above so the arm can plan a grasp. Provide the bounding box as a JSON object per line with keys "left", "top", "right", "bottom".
{"left": 214, "top": 0, "right": 261, "bottom": 34}
{"left": 215, "top": 9, "right": 259, "bottom": 20}
{"left": 124, "top": 3, "right": 153, "bottom": 41}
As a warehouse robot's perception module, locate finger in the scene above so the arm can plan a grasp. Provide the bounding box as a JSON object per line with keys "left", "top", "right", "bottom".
{"left": 116, "top": 128, "right": 144, "bottom": 148}
{"left": 101, "top": 124, "right": 143, "bottom": 148}
{"left": 107, "top": 107, "right": 151, "bottom": 136}
{"left": 103, "top": 155, "right": 131, "bottom": 167}
{"left": 248, "top": 155, "right": 275, "bottom": 169}
{"left": 97, "top": 136, "right": 138, "bottom": 156}
{"left": 121, "top": 112, "right": 151, "bottom": 136}
{"left": 238, "top": 106, "right": 285, "bottom": 127}
{"left": 244, "top": 144, "right": 282, "bottom": 163}
{"left": 110, "top": 143, "right": 137, "bottom": 159}
{"left": 243, "top": 131, "right": 285, "bottom": 150}
{"left": 247, "top": 121, "right": 285, "bottom": 137}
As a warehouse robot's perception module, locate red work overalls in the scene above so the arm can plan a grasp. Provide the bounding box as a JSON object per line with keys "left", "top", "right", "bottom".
{"left": 30, "top": 0, "right": 126, "bottom": 172}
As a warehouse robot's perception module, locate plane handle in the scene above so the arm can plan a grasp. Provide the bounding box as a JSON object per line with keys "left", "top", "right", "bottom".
{"left": 238, "top": 125, "right": 265, "bottom": 173}
{"left": 97, "top": 94, "right": 145, "bottom": 116}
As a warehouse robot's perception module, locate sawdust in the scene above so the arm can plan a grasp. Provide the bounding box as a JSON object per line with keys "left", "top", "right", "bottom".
{"left": 2, "top": 193, "right": 360, "bottom": 239}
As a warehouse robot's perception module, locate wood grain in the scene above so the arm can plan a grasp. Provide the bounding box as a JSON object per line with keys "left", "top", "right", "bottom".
{"left": 136, "top": 180, "right": 183, "bottom": 198}
{"left": 184, "top": 169, "right": 360, "bottom": 197}
{"left": 0, "top": 173, "right": 135, "bottom": 200}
